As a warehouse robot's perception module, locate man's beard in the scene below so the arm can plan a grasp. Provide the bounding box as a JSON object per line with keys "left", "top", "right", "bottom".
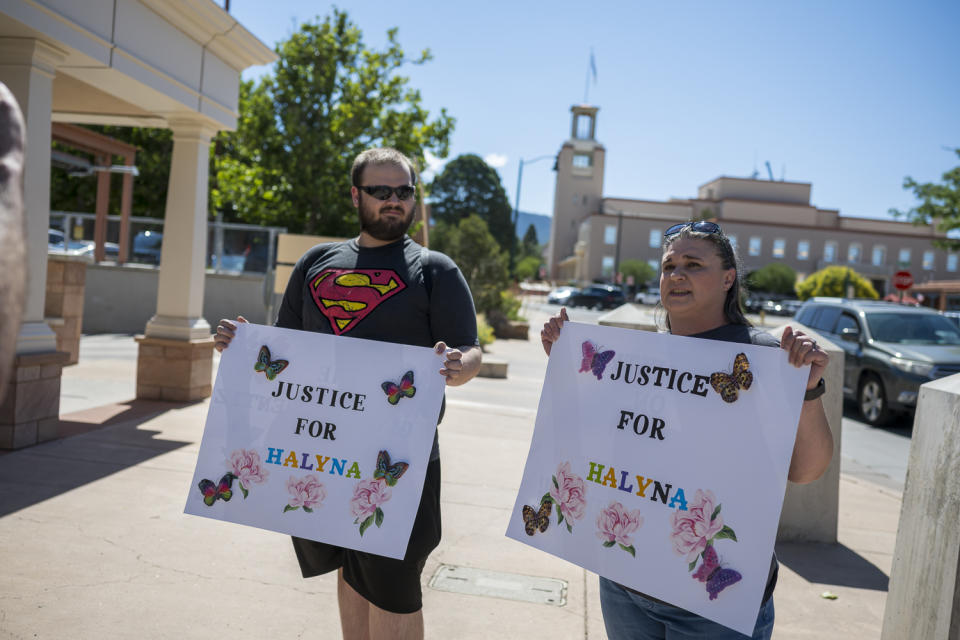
{"left": 358, "top": 197, "right": 415, "bottom": 242}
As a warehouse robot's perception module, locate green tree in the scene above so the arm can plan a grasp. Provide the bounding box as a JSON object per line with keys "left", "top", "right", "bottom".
{"left": 891, "top": 148, "right": 960, "bottom": 251}
{"left": 430, "top": 214, "right": 509, "bottom": 314}
{"left": 746, "top": 263, "right": 798, "bottom": 297}
{"left": 796, "top": 266, "right": 879, "bottom": 300}
{"left": 428, "top": 154, "right": 514, "bottom": 254}
{"left": 214, "top": 10, "right": 454, "bottom": 235}
{"left": 618, "top": 259, "right": 657, "bottom": 287}
{"left": 520, "top": 223, "right": 540, "bottom": 259}
{"left": 515, "top": 256, "right": 541, "bottom": 281}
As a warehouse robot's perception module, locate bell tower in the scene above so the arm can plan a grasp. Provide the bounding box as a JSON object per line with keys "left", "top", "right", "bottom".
{"left": 547, "top": 105, "right": 605, "bottom": 280}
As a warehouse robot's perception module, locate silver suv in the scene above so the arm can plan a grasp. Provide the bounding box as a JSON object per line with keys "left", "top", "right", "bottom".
{"left": 795, "top": 299, "right": 960, "bottom": 426}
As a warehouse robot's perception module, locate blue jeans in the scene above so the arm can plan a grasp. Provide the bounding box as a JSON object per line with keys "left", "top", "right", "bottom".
{"left": 598, "top": 577, "right": 775, "bottom": 639}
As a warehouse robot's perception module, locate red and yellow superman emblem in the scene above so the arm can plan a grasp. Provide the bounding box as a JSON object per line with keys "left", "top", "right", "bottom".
{"left": 309, "top": 269, "right": 407, "bottom": 335}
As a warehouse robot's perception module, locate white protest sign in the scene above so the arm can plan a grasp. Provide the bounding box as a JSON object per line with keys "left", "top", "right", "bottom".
{"left": 184, "top": 323, "right": 445, "bottom": 559}
{"left": 507, "top": 322, "right": 808, "bottom": 635}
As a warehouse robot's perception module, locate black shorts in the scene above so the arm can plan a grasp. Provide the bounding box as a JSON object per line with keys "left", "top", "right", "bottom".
{"left": 291, "top": 458, "right": 442, "bottom": 614}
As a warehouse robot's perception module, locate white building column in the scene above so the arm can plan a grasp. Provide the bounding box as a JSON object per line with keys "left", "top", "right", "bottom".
{"left": 136, "top": 117, "right": 218, "bottom": 402}
{"left": 0, "top": 38, "right": 65, "bottom": 354}
{"left": 0, "top": 38, "right": 70, "bottom": 449}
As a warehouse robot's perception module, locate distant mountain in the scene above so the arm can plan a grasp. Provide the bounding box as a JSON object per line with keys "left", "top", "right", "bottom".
{"left": 515, "top": 211, "right": 551, "bottom": 244}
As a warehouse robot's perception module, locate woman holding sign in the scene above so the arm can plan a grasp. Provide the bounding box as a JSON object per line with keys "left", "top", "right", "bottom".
{"left": 540, "top": 221, "right": 832, "bottom": 640}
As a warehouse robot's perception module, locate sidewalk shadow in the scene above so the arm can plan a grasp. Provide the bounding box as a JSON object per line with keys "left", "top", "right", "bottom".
{"left": 775, "top": 541, "right": 889, "bottom": 591}
{"left": 0, "top": 399, "right": 193, "bottom": 517}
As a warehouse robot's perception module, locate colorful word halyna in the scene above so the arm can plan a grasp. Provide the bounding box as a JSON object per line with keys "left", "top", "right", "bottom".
{"left": 265, "top": 447, "right": 362, "bottom": 479}
{"left": 586, "top": 461, "right": 689, "bottom": 511}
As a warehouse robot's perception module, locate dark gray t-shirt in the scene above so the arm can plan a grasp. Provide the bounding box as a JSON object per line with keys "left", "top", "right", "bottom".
{"left": 274, "top": 236, "right": 478, "bottom": 460}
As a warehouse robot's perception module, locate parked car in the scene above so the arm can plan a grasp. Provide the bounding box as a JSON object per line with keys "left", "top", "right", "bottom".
{"left": 795, "top": 299, "right": 960, "bottom": 426}
{"left": 943, "top": 311, "right": 960, "bottom": 329}
{"left": 781, "top": 299, "right": 803, "bottom": 316}
{"left": 546, "top": 286, "right": 578, "bottom": 305}
{"left": 132, "top": 230, "right": 163, "bottom": 264}
{"left": 634, "top": 288, "right": 661, "bottom": 306}
{"left": 568, "top": 284, "right": 626, "bottom": 310}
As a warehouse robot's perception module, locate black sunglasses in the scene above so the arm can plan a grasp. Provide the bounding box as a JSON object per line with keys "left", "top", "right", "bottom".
{"left": 664, "top": 221, "right": 723, "bottom": 237}
{"left": 358, "top": 185, "right": 416, "bottom": 201}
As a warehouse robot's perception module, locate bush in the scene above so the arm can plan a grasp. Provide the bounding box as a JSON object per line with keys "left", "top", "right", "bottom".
{"left": 515, "top": 255, "right": 542, "bottom": 281}
{"left": 476, "top": 317, "right": 495, "bottom": 351}
{"left": 796, "top": 266, "right": 879, "bottom": 300}
{"left": 746, "top": 263, "right": 797, "bottom": 296}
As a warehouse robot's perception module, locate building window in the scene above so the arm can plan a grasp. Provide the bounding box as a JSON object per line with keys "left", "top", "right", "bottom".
{"left": 602, "top": 256, "right": 615, "bottom": 277}
{"left": 824, "top": 241, "right": 837, "bottom": 263}
{"left": 748, "top": 237, "right": 762, "bottom": 257}
{"left": 923, "top": 250, "right": 935, "bottom": 270}
{"left": 872, "top": 245, "right": 886, "bottom": 267}
{"left": 797, "top": 240, "right": 810, "bottom": 260}
{"left": 572, "top": 153, "right": 592, "bottom": 169}
{"left": 947, "top": 254, "right": 958, "bottom": 272}
{"left": 649, "top": 229, "right": 661, "bottom": 248}
{"left": 604, "top": 225, "right": 617, "bottom": 245}
{"left": 575, "top": 114, "right": 592, "bottom": 139}
{"left": 898, "top": 248, "right": 911, "bottom": 266}
{"left": 772, "top": 239, "right": 786, "bottom": 259}
{"left": 727, "top": 234, "right": 737, "bottom": 250}
{"left": 847, "top": 243, "right": 861, "bottom": 263}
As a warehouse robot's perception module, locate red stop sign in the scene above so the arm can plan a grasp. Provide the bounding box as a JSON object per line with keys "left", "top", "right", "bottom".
{"left": 893, "top": 270, "right": 914, "bottom": 290}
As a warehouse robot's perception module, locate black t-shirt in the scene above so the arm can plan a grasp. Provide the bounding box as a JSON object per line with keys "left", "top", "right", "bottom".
{"left": 274, "top": 236, "right": 478, "bottom": 460}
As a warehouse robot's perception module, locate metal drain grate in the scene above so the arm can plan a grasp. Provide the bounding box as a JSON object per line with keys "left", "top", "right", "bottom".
{"left": 428, "top": 564, "right": 567, "bottom": 606}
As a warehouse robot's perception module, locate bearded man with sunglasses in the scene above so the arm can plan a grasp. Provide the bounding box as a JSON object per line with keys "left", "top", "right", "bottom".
{"left": 215, "top": 148, "right": 481, "bottom": 640}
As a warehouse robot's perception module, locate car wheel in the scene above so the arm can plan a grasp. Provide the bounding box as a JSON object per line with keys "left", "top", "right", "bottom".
{"left": 858, "top": 373, "right": 891, "bottom": 426}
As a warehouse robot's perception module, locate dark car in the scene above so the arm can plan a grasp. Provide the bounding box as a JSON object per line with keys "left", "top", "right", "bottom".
{"left": 568, "top": 284, "right": 626, "bottom": 310}
{"left": 795, "top": 299, "right": 960, "bottom": 426}
{"left": 132, "top": 230, "right": 163, "bottom": 264}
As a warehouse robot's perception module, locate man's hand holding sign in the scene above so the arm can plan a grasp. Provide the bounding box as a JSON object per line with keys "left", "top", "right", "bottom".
{"left": 527, "top": 223, "right": 832, "bottom": 639}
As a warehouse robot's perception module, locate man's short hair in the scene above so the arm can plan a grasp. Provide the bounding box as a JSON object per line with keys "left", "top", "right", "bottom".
{"left": 351, "top": 148, "right": 419, "bottom": 187}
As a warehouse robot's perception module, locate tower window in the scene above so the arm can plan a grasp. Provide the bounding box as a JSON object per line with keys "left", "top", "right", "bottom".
{"left": 575, "top": 114, "right": 593, "bottom": 139}
{"left": 572, "top": 153, "right": 592, "bottom": 169}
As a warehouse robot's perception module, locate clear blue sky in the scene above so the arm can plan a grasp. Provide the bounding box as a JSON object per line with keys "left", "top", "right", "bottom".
{"left": 226, "top": 0, "right": 960, "bottom": 223}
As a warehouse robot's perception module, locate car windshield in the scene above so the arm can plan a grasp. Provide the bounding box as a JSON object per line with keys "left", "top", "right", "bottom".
{"left": 865, "top": 312, "right": 960, "bottom": 345}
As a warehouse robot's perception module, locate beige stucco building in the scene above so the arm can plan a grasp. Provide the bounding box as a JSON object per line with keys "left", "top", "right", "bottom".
{"left": 547, "top": 106, "right": 956, "bottom": 297}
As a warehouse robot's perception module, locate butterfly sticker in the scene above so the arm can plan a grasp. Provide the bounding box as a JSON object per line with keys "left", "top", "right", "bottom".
{"left": 579, "top": 340, "right": 616, "bottom": 380}
{"left": 710, "top": 352, "right": 753, "bottom": 403}
{"left": 373, "top": 450, "right": 409, "bottom": 487}
{"left": 382, "top": 370, "right": 416, "bottom": 405}
{"left": 254, "top": 345, "right": 289, "bottom": 381}
{"left": 521, "top": 498, "right": 552, "bottom": 536}
{"left": 693, "top": 544, "right": 742, "bottom": 600}
{"left": 198, "top": 473, "right": 235, "bottom": 507}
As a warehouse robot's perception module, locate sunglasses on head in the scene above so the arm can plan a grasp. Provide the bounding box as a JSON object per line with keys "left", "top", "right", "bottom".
{"left": 358, "top": 185, "right": 416, "bottom": 201}
{"left": 664, "top": 221, "right": 723, "bottom": 238}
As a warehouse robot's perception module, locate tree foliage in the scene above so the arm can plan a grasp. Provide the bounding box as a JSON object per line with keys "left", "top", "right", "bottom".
{"left": 520, "top": 223, "right": 540, "bottom": 258}
{"left": 515, "top": 256, "right": 541, "bottom": 281}
{"left": 891, "top": 148, "right": 960, "bottom": 251}
{"left": 430, "top": 214, "right": 509, "bottom": 314}
{"left": 213, "top": 10, "right": 454, "bottom": 234}
{"left": 795, "top": 266, "right": 879, "bottom": 301}
{"left": 746, "top": 262, "right": 797, "bottom": 297}
{"left": 428, "top": 154, "right": 514, "bottom": 254}
{"left": 618, "top": 259, "right": 657, "bottom": 287}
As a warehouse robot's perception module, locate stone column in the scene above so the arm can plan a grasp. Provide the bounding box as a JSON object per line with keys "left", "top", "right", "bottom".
{"left": 882, "top": 375, "right": 960, "bottom": 640}
{"left": 44, "top": 256, "right": 86, "bottom": 364}
{"left": 0, "top": 38, "right": 69, "bottom": 449}
{"left": 768, "top": 322, "right": 843, "bottom": 543}
{"left": 136, "top": 118, "right": 218, "bottom": 402}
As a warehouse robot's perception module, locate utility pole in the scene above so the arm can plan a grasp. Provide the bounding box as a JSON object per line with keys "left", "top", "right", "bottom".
{"left": 510, "top": 155, "right": 553, "bottom": 276}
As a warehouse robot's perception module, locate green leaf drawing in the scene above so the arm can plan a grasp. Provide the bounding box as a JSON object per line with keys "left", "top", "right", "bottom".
{"left": 239, "top": 482, "right": 249, "bottom": 499}
{"left": 688, "top": 558, "right": 698, "bottom": 572}
{"left": 303, "top": 506, "right": 313, "bottom": 513}
{"left": 602, "top": 540, "right": 616, "bottom": 548}
{"left": 552, "top": 475, "right": 559, "bottom": 489}
{"left": 711, "top": 504, "right": 721, "bottom": 521}
{"left": 359, "top": 514, "right": 375, "bottom": 536}
{"left": 375, "top": 507, "right": 384, "bottom": 528}
{"left": 283, "top": 504, "right": 298, "bottom": 513}
{"left": 541, "top": 492, "right": 553, "bottom": 506}
{"left": 714, "top": 525, "right": 738, "bottom": 542}
{"left": 557, "top": 511, "right": 565, "bottom": 526}
{"left": 619, "top": 544, "right": 636, "bottom": 557}
{"left": 565, "top": 522, "right": 573, "bottom": 534}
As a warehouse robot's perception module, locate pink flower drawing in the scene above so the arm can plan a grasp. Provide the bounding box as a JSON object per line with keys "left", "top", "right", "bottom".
{"left": 351, "top": 478, "right": 393, "bottom": 536}
{"left": 284, "top": 474, "right": 326, "bottom": 513}
{"left": 670, "top": 489, "right": 725, "bottom": 562}
{"left": 548, "top": 461, "right": 587, "bottom": 532}
{"left": 596, "top": 501, "right": 643, "bottom": 556}
{"left": 227, "top": 449, "right": 269, "bottom": 498}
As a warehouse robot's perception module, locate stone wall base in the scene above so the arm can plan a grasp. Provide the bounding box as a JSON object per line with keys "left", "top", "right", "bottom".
{"left": 45, "top": 257, "right": 86, "bottom": 365}
{"left": 135, "top": 335, "right": 215, "bottom": 402}
{"left": 0, "top": 351, "right": 70, "bottom": 449}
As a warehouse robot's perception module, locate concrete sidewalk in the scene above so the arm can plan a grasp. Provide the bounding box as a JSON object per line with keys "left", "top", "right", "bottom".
{"left": 0, "top": 308, "right": 897, "bottom": 639}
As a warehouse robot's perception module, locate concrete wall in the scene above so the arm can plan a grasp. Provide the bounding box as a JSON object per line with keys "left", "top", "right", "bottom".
{"left": 82, "top": 264, "right": 271, "bottom": 334}
{"left": 882, "top": 374, "right": 960, "bottom": 640}
{"left": 769, "top": 323, "right": 844, "bottom": 543}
